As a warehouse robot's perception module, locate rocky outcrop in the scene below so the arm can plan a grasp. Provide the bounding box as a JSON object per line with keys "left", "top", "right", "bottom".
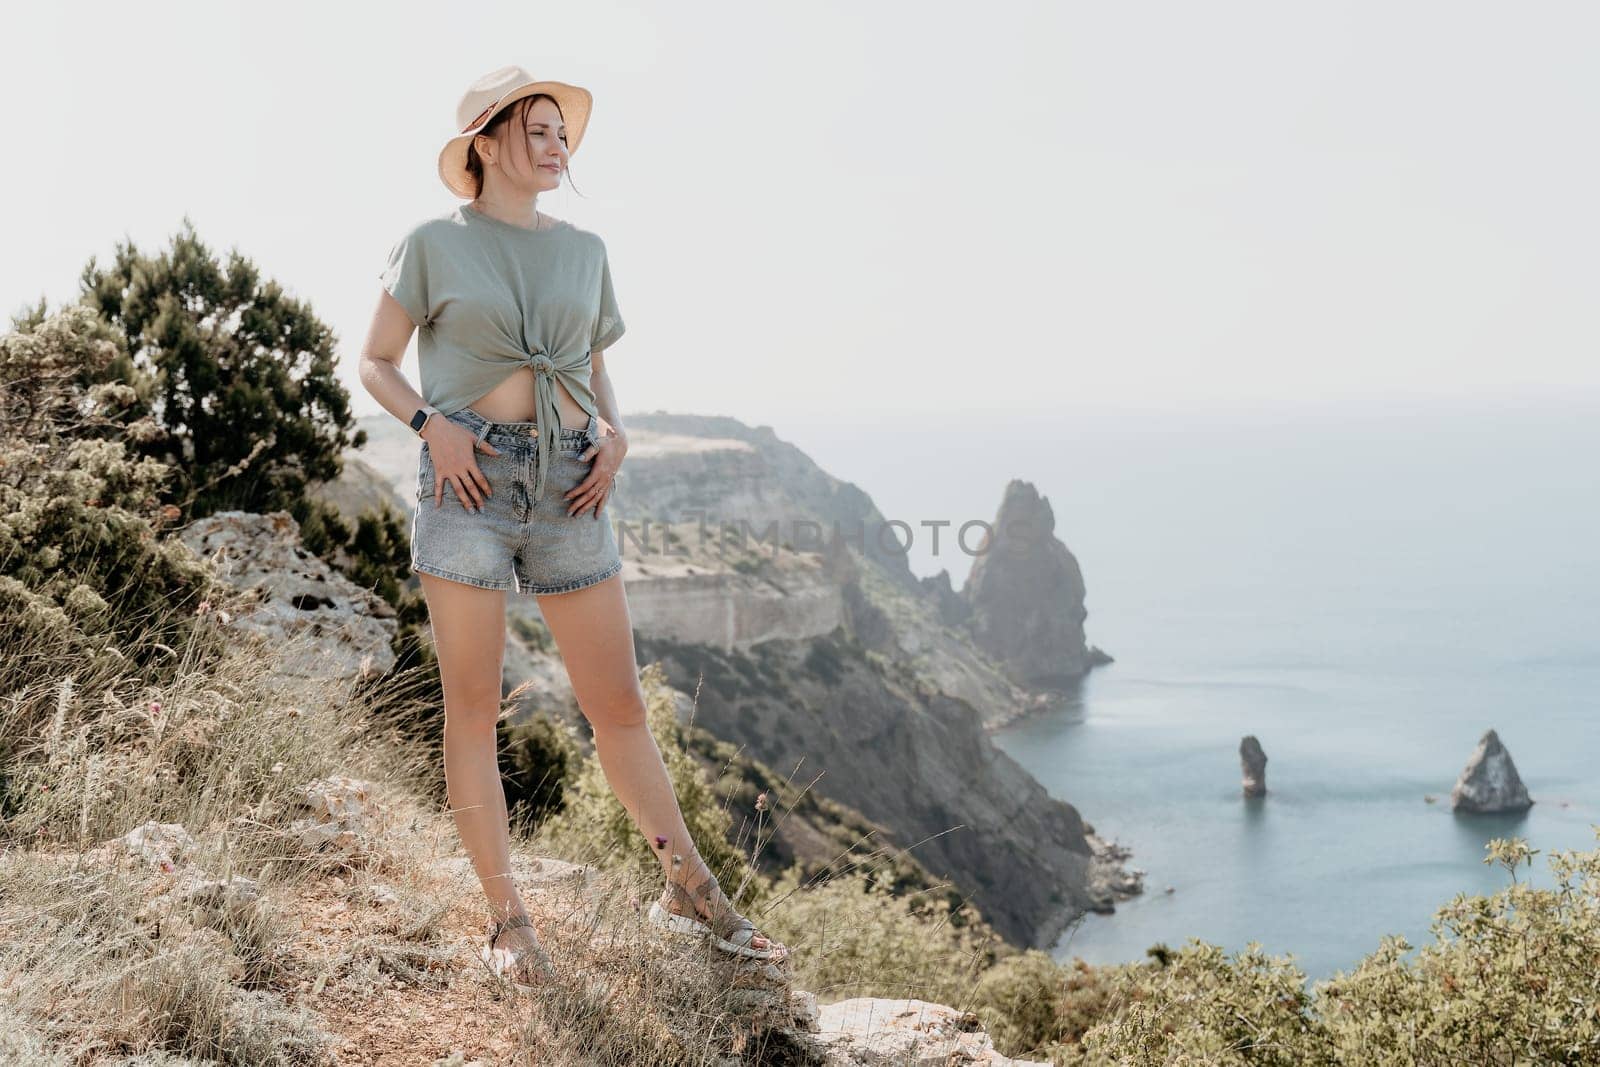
{"left": 176, "top": 510, "right": 397, "bottom": 705}
{"left": 962, "top": 481, "right": 1105, "bottom": 689}
{"left": 619, "top": 544, "right": 846, "bottom": 651}
{"left": 814, "top": 998, "right": 1049, "bottom": 1066}
{"left": 1084, "top": 824, "right": 1145, "bottom": 905}
{"left": 851, "top": 553, "right": 1052, "bottom": 731}
{"left": 919, "top": 568, "right": 972, "bottom": 627}
{"left": 608, "top": 413, "right": 920, "bottom": 592}
{"left": 1241, "top": 736, "right": 1267, "bottom": 797}
{"left": 634, "top": 629, "right": 1117, "bottom": 950}
{"left": 1452, "top": 729, "right": 1534, "bottom": 813}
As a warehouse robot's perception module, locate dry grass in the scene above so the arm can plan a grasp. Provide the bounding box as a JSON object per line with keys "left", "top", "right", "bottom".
{"left": 0, "top": 574, "right": 1002, "bottom": 1065}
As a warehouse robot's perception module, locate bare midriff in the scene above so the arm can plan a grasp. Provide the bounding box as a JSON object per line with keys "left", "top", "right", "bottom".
{"left": 464, "top": 364, "right": 590, "bottom": 429}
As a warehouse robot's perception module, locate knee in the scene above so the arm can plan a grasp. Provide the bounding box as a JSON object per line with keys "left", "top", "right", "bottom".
{"left": 443, "top": 691, "right": 502, "bottom": 733}
{"left": 583, "top": 689, "right": 649, "bottom": 733}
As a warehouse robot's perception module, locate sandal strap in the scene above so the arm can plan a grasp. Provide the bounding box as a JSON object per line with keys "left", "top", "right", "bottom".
{"left": 661, "top": 862, "right": 786, "bottom": 953}
{"left": 490, "top": 911, "right": 535, "bottom": 946}
{"left": 716, "top": 913, "right": 758, "bottom": 943}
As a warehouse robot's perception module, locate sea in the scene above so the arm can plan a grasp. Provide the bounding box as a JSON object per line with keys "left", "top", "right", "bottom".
{"left": 776, "top": 393, "right": 1600, "bottom": 985}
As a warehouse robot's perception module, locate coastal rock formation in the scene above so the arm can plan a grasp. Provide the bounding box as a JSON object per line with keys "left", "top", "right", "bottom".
{"left": 961, "top": 481, "right": 1100, "bottom": 689}
{"left": 1241, "top": 735, "right": 1267, "bottom": 797}
{"left": 1452, "top": 728, "right": 1534, "bottom": 814}
{"left": 919, "top": 568, "right": 973, "bottom": 627}
{"left": 635, "top": 629, "right": 1112, "bottom": 949}
{"left": 849, "top": 545, "right": 1046, "bottom": 730}
{"left": 1083, "top": 823, "right": 1145, "bottom": 906}
{"left": 176, "top": 510, "right": 397, "bottom": 704}
{"left": 608, "top": 412, "right": 920, "bottom": 591}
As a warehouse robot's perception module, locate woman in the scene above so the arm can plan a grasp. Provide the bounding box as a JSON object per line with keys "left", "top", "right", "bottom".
{"left": 358, "top": 65, "right": 788, "bottom": 988}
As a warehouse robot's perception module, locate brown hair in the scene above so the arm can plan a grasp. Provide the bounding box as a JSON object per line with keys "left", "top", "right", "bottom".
{"left": 464, "top": 94, "right": 585, "bottom": 199}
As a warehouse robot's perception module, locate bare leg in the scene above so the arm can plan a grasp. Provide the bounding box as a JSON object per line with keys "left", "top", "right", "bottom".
{"left": 418, "top": 572, "right": 548, "bottom": 966}
{"left": 536, "top": 572, "right": 785, "bottom": 957}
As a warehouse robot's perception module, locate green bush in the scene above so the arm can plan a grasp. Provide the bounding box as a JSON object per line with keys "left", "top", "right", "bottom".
{"left": 1071, "top": 831, "right": 1600, "bottom": 1066}
{"left": 69, "top": 217, "right": 362, "bottom": 523}
{"left": 760, "top": 861, "right": 1004, "bottom": 1007}
{"left": 16, "top": 220, "right": 440, "bottom": 741}
{"left": 500, "top": 710, "right": 582, "bottom": 833}
{"left": 0, "top": 307, "right": 230, "bottom": 700}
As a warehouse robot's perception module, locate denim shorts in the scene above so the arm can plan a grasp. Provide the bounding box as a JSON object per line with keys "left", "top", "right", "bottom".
{"left": 409, "top": 406, "right": 622, "bottom": 596}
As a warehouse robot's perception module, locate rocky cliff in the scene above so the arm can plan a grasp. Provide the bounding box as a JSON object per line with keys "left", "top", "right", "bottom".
{"left": 632, "top": 627, "right": 1126, "bottom": 948}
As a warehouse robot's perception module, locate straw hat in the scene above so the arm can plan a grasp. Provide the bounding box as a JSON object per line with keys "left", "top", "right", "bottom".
{"left": 437, "top": 65, "right": 594, "bottom": 199}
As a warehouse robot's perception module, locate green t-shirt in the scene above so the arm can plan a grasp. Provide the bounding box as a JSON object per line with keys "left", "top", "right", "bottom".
{"left": 379, "top": 202, "right": 625, "bottom": 501}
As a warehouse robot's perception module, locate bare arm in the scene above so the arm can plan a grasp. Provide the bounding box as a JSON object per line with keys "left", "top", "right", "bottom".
{"left": 357, "top": 289, "right": 430, "bottom": 427}
{"left": 564, "top": 345, "right": 629, "bottom": 519}
{"left": 588, "top": 347, "right": 627, "bottom": 446}
{"left": 358, "top": 289, "right": 497, "bottom": 511}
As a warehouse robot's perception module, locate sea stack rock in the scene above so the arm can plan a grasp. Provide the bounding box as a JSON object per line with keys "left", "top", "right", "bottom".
{"left": 961, "top": 480, "right": 1099, "bottom": 688}
{"left": 1451, "top": 729, "right": 1534, "bottom": 814}
{"left": 1241, "top": 736, "right": 1267, "bottom": 797}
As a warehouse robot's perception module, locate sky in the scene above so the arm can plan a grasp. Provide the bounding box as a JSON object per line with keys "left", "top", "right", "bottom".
{"left": 3, "top": 0, "right": 1596, "bottom": 427}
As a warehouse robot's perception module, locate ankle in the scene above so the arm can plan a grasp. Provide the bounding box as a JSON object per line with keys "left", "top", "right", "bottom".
{"left": 665, "top": 850, "right": 711, "bottom": 888}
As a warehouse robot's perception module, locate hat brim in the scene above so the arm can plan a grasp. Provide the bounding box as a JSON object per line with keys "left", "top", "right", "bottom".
{"left": 437, "top": 80, "right": 593, "bottom": 199}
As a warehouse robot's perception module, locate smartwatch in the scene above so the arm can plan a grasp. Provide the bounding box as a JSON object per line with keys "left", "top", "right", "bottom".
{"left": 410, "top": 405, "right": 440, "bottom": 436}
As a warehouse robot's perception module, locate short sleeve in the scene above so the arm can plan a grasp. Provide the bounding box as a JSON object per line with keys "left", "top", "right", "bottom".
{"left": 379, "top": 228, "right": 431, "bottom": 328}
{"left": 590, "top": 242, "right": 626, "bottom": 352}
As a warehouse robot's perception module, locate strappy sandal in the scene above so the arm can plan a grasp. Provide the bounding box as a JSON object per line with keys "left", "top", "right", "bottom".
{"left": 647, "top": 875, "right": 789, "bottom": 963}
{"left": 479, "top": 912, "right": 557, "bottom": 990}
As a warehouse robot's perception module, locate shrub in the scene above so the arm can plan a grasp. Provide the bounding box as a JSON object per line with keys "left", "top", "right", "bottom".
{"left": 500, "top": 709, "right": 583, "bottom": 833}
{"left": 1075, "top": 831, "right": 1600, "bottom": 1066}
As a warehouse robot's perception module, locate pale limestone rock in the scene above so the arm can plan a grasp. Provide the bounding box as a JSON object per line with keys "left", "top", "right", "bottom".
{"left": 287, "top": 774, "right": 390, "bottom": 867}
{"left": 813, "top": 997, "right": 1049, "bottom": 1066}
{"left": 1452, "top": 728, "right": 1534, "bottom": 813}
{"left": 175, "top": 510, "right": 397, "bottom": 705}
{"left": 1084, "top": 828, "right": 1144, "bottom": 908}
{"left": 138, "top": 872, "right": 262, "bottom": 930}
{"left": 94, "top": 820, "right": 198, "bottom": 872}
{"left": 297, "top": 774, "right": 378, "bottom": 821}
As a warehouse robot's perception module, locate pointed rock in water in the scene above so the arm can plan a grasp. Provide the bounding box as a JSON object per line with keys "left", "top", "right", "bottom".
{"left": 961, "top": 480, "right": 1102, "bottom": 688}
{"left": 1241, "top": 735, "right": 1267, "bottom": 797}
{"left": 1451, "top": 729, "right": 1534, "bottom": 814}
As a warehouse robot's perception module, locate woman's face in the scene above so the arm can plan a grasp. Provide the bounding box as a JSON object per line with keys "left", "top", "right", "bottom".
{"left": 483, "top": 95, "right": 569, "bottom": 192}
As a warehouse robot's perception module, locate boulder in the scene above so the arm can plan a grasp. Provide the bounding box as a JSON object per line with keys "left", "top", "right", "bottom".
{"left": 138, "top": 873, "right": 262, "bottom": 932}
{"left": 176, "top": 510, "right": 397, "bottom": 704}
{"left": 90, "top": 820, "right": 199, "bottom": 874}
{"left": 286, "top": 774, "right": 393, "bottom": 869}
{"left": 812, "top": 998, "right": 1049, "bottom": 1066}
